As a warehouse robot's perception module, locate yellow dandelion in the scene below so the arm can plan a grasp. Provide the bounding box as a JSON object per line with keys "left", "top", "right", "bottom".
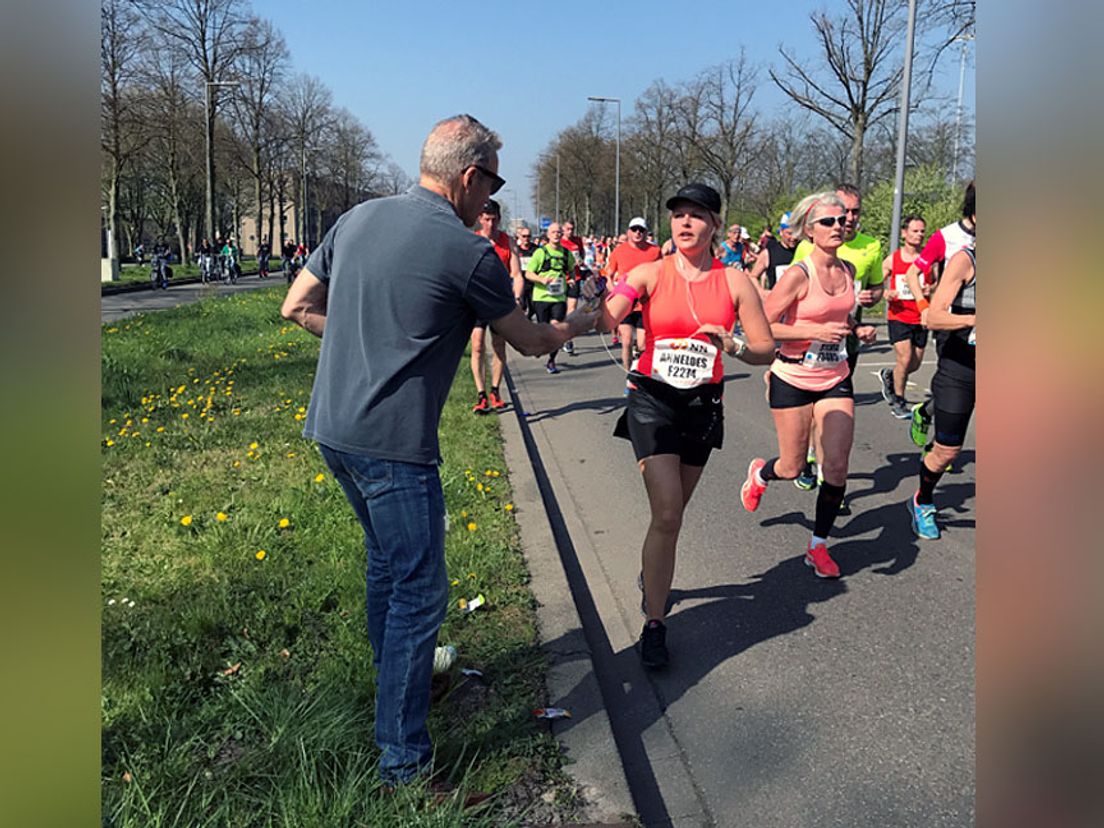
{"left": 145, "top": 441, "right": 151, "bottom": 447}
{"left": 232, "top": 409, "right": 241, "bottom": 416}
{"left": 468, "top": 572, "right": 476, "bottom": 579}
{"left": 216, "top": 512, "right": 228, "bottom": 522}
{"left": 460, "top": 510, "right": 468, "bottom": 518}
{"left": 105, "top": 439, "right": 115, "bottom": 447}
{"left": 450, "top": 578, "right": 460, "bottom": 586}
{"left": 467, "top": 521, "right": 477, "bottom": 532}
{"left": 476, "top": 482, "right": 484, "bottom": 492}
{"left": 181, "top": 413, "right": 189, "bottom": 420}
{"left": 155, "top": 426, "right": 165, "bottom": 433}
{"left": 484, "top": 470, "right": 493, "bottom": 477}
{"left": 141, "top": 417, "right": 149, "bottom": 424}
{"left": 232, "top": 460, "right": 241, "bottom": 468}
{"left": 492, "top": 470, "right": 501, "bottom": 478}
{"left": 249, "top": 441, "right": 259, "bottom": 449}
{"left": 504, "top": 503, "right": 514, "bottom": 511}
{"left": 313, "top": 473, "right": 325, "bottom": 483}
{"left": 255, "top": 550, "right": 266, "bottom": 560}
{"left": 278, "top": 518, "right": 291, "bottom": 529}
{"left": 286, "top": 451, "right": 296, "bottom": 458}
{"left": 109, "top": 418, "right": 117, "bottom": 425}
{"left": 180, "top": 515, "right": 193, "bottom": 527}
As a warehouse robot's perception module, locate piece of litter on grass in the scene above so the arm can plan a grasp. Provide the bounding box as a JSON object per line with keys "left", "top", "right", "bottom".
{"left": 533, "top": 707, "right": 572, "bottom": 720}
{"left": 461, "top": 593, "right": 486, "bottom": 614}
{"left": 219, "top": 662, "right": 242, "bottom": 676}
{"left": 433, "top": 645, "right": 457, "bottom": 674}
{"left": 278, "top": 648, "right": 291, "bottom": 659}
{"left": 460, "top": 668, "right": 483, "bottom": 678}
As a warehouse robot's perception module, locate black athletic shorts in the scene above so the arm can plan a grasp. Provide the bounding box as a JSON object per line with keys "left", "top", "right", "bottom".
{"left": 614, "top": 374, "right": 724, "bottom": 467}
{"left": 620, "top": 310, "right": 644, "bottom": 328}
{"left": 931, "top": 362, "right": 975, "bottom": 447}
{"left": 768, "top": 370, "right": 854, "bottom": 409}
{"left": 887, "top": 319, "right": 929, "bottom": 348}
{"left": 532, "top": 300, "right": 566, "bottom": 325}
{"left": 565, "top": 279, "right": 581, "bottom": 299}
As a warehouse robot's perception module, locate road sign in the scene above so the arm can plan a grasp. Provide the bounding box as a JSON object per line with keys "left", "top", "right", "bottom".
{"left": 539, "top": 216, "right": 552, "bottom": 230}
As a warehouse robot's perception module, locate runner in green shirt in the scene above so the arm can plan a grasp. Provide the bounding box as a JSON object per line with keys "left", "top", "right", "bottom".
{"left": 525, "top": 222, "right": 575, "bottom": 374}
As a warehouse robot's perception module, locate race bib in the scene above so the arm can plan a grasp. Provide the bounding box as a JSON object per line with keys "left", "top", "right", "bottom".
{"left": 895, "top": 272, "right": 914, "bottom": 300}
{"left": 543, "top": 277, "right": 565, "bottom": 297}
{"left": 774, "top": 264, "right": 788, "bottom": 286}
{"left": 651, "top": 338, "right": 717, "bottom": 389}
{"left": 802, "top": 339, "right": 849, "bottom": 368}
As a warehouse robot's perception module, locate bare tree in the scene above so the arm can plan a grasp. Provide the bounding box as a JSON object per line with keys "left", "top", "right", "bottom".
{"left": 770, "top": 0, "right": 916, "bottom": 186}
{"left": 675, "top": 54, "right": 760, "bottom": 221}
{"left": 625, "top": 80, "right": 682, "bottom": 233}
{"left": 138, "top": 0, "right": 253, "bottom": 241}
{"left": 229, "top": 18, "right": 288, "bottom": 254}
{"left": 379, "top": 162, "right": 413, "bottom": 197}
{"left": 101, "top": 0, "right": 149, "bottom": 262}
{"left": 323, "top": 108, "right": 382, "bottom": 212}
{"left": 141, "top": 45, "right": 207, "bottom": 262}
{"left": 284, "top": 73, "right": 334, "bottom": 246}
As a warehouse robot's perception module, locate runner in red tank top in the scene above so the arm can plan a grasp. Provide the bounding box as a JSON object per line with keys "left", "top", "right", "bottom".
{"left": 739, "top": 191, "right": 877, "bottom": 580}
{"left": 599, "top": 183, "right": 775, "bottom": 670}
{"left": 470, "top": 199, "right": 524, "bottom": 413}
{"left": 878, "top": 215, "right": 929, "bottom": 418}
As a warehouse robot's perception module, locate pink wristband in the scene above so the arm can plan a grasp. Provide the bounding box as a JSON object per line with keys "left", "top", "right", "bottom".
{"left": 607, "top": 281, "right": 640, "bottom": 304}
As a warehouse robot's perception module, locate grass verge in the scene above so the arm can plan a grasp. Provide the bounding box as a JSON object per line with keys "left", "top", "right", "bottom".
{"left": 101, "top": 288, "right": 583, "bottom": 826}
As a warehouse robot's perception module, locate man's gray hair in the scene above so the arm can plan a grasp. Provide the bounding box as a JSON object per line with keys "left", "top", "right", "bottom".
{"left": 419, "top": 114, "right": 502, "bottom": 184}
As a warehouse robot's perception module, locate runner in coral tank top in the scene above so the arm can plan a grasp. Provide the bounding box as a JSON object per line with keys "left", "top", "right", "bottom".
{"left": 739, "top": 190, "right": 877, "bottom": 581}
{"left": 600, "top": 183, "right": 775, "bottom": 671}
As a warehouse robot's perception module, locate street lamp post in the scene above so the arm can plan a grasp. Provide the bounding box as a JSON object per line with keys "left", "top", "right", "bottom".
{"left": 951, "top": 33, "right": 974, "bottom": 183}
{"left": 205, "top": 80, "right": 239, "bottom": 244}
{"left": 587, "top": 96, "right": 620, "bottom": 234}
{"left": 888, "top": 0, "right": 916, "bottom": 255}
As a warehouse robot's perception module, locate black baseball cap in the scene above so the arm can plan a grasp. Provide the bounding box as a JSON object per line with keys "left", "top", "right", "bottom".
{"left": 665, "top": 183, "right": 721, "bottom": 214}
{"left": 481, "top": 198, "right": 501, "bottom": 215}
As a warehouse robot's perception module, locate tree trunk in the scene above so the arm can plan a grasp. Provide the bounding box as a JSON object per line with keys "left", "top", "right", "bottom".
{"left": 206, "top": 96, "right": 216, "bottom": 241}
{"left": 253, "top": 144, "right": 263, "bottom": 255}
{"left": 849, "top": 115, "right": 866, "bottom": 187}
{"left": 278, "top": 177, "right": 287, "bottom": 249}
{"left": 107, "top": 161, "right": 121, "bottom": 263}
{"left": 266, "top": 187, "right": 276, "bottom": 251}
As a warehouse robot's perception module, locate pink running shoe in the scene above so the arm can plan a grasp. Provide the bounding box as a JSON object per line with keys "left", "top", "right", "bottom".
{"left": 805, "top": 542, "right": 841, "bottom": 578}
{"left": 740, "top": 458, "right": 767, "bottom": 512}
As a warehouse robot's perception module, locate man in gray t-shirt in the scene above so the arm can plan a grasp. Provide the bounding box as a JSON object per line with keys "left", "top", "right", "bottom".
{"left": 281, "top": 114, "right": 598, "bottom": 787}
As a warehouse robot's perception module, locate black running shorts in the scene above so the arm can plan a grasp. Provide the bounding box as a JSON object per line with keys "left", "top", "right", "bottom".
{"left": 931, "top": 363, "right": 975, "bottom": 447}
{"left": 613, "top": 375, "right": 724, "bottom": 467}
{"left": 768, "top": 371, "right": 854, "bottom": 409}
{"left": 887, "top": 319, "right": 929, "bottom": 348}
{"left": 620, "top": 310, "right": 644, "bottom": 328}
{"left": 532, "top": 300, "right": 566, "bottom": 325}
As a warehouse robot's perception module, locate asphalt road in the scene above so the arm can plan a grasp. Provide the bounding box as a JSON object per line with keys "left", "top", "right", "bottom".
{"left": 100, "top": 273, "right": 284, "bottom": 323}
{"left": 504, "top": 327, "right": 974, "bottom": 828}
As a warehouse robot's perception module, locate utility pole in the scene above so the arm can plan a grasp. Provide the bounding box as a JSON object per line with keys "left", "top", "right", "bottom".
{"left": 889, "top": 0, "right": 917, "bottom": 255}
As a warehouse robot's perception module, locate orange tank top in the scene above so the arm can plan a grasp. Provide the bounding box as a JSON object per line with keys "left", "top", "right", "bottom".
{"left": 636, "top": 257, "right": 735, "bottom": 388}
{"left": 771, "top": 257, "right": 855, "bottom": 391}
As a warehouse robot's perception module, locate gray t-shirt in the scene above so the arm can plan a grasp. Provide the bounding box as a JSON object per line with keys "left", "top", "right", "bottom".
{"left": 302, "top": 186, "right": 517, "bottom": 464}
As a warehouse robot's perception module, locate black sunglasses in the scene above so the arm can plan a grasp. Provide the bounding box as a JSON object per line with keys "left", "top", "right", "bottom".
{"left": 813, "top": 215, "right": 847, "bottom": 228}
{"left": 469, "top": 164, "right": 505, "bottom": 194}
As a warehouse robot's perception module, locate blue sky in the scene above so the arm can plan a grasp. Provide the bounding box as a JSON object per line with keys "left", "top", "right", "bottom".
{"left": 258, "top": 0, "right": 974, "bottom": 224}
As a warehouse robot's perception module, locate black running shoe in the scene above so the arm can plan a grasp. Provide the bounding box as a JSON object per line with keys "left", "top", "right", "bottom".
{"left": 879, "top": 368, "right": 895, "bottom": 403}
{"left": 638, "top": 620, "right": 668, "bottom": 669}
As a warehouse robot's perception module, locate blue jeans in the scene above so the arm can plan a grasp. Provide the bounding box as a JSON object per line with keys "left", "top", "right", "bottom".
{"left": 319, "top": 444, "right": 448, "bottom": 784}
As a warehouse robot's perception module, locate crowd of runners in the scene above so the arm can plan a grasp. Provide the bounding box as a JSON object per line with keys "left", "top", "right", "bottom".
{"left": 467, "top": 178, "right": 976, "bottom": 669}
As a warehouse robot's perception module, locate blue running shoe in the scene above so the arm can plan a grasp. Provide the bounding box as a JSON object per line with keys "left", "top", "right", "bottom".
{"left": 909, "top": 493, "right": 940, "bottom": 539}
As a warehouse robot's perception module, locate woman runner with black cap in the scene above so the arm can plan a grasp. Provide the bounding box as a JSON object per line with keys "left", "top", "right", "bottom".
{"left": 600, "top": 183, "right": 775, "bottom": 669}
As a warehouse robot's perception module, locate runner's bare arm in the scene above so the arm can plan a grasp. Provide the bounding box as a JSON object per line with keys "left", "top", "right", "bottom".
{"left": 598, "top": 260, "right": 658, "bottom": 333}
{"left": 732, "top": 271, "right": 776, "bottom": 363}
{"left": 904, "top": 261, "right": 928, "bottom": 309}
{"left": 280, "top": 267, "right": 327, "bottom": 337}
{"left": 881, "top": 253, "right": 898, "bottom": 301}
{"left": 507, "top": 238, "right": 524, "bottom": 303}
{"left": 490, "top": 305, "right": 598, "bottom": 356}
{"left": 925, "top": 251, "right": 975, "bottom": 331}
{"left": 747, "top": 248, "right": 769, "bottom": 290}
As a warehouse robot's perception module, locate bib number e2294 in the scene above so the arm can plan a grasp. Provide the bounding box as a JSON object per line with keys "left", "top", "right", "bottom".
{"left": 651, "top": 338, "right": 717, "bottom": 389}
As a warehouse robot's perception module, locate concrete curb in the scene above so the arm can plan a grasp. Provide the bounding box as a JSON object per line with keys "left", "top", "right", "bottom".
{"left": 497, "top": 372, "right": 638, "bottom": 826}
